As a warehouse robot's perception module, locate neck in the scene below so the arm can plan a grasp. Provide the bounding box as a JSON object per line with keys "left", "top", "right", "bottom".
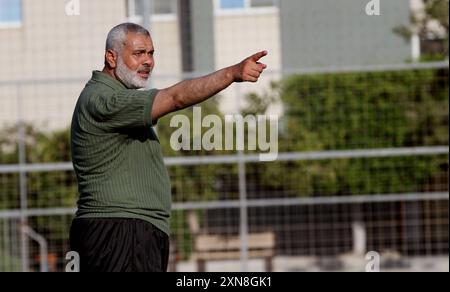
{"left": 102, "top": 66, "right": 117, "bottom": 80}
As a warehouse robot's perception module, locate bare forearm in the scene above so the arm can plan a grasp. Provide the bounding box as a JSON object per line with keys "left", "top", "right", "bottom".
{"left": 151, "top": 51, "right": 267, "bottom": 122}
{"left": 169, "top": 66, "right": 237, "bottom": 110}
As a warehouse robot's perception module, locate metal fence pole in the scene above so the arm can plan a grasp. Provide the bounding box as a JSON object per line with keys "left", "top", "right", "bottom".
{"left": 238, "top": 152, "right": 249, "bottom": 272}
{"left": 17, "top": 85, "right": 29, "bottom": 272}
{"left": 22, "top": 226, "right": 48, "bottom": 272}
{"left": 142, "top": 0, "right": 152, "bottom": 31}
{"left": 236, "top": 85, "right": 249, "bottom": 272}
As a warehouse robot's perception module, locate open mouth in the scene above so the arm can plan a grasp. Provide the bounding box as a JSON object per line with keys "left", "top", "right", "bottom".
{"left": 138, "top": 71, "right": 150, "bottom": 79}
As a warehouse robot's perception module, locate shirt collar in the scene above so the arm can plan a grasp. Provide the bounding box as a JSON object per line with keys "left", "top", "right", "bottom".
{"left": 91, "top": 71, "right": 127, "bottom": 90}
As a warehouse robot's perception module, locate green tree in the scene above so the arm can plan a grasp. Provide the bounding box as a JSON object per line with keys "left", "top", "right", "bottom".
{"left": 243, "top": 68, "right": 449, "bottom": 198}
{"left": 394, "top": 0, "right": 449, "bottom": 59}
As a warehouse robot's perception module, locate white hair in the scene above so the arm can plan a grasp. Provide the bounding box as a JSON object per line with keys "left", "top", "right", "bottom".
{"left": 105, "top": 23, "right": 150, "bottom": 53}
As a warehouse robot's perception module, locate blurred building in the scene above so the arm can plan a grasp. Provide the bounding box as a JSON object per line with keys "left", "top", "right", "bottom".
{"left": 0, "top": 0, "right": 414, "bottom": 128}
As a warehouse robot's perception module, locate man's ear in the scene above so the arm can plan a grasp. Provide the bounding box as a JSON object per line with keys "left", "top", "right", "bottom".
{"left": 105, "top": 50, "right": 118, "bottom": 69}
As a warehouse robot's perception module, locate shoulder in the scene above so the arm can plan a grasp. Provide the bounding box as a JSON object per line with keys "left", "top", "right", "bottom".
{"left": 78, "top": 82, "right": 114, "bottom": 107}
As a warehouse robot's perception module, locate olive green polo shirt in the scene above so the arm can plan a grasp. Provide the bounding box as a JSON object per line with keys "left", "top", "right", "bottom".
{"left": 71, "top": 71, "right": 172, "bottom": 235}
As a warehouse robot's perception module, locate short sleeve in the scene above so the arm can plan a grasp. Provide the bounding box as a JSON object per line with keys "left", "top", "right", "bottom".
{"left": 86, "top": 89, "right": 159, "bottom": 131}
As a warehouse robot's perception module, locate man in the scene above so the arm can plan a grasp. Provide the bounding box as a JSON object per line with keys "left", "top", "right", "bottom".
{"left": 70, "top": 23, "right": 267, "bottom": 272}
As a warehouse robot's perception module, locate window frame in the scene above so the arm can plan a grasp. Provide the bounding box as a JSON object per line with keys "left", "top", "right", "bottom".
{"left": 127, "top": 0, "right": 178, "bottom": 23}
{"left": 0, "top": 0, "right": 22, "bottom": 29}
{"left": 214, "top": 0, "right": 279, "bottom": 16}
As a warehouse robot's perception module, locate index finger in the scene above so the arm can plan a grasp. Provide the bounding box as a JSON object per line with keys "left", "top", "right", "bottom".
{"left": 250, "top": 50, "right": 268, "bottom": 62}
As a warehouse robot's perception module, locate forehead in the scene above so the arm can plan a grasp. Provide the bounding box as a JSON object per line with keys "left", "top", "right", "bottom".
{"left": 124, "top": 32, "right": 153, "bottom": 50}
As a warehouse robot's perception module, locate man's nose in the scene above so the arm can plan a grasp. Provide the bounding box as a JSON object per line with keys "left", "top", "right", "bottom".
{"left": 143, "top": 55, "right": 153, "bottom": 66}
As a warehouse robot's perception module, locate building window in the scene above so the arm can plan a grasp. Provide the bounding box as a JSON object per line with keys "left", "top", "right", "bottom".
{"left": 128, "top": 0, "right": 177, "bottom": 22}
{"left": 217, "top": 0, "right": 277, "bottom": 14}
{"left": 220, "top": 0, "right": 245, "bottom": 9}
{"left": 0, "top": 0, "right": 22, "bottom": 28}
{"left": 219, "top": 0, "right": 277, "bottom": 9}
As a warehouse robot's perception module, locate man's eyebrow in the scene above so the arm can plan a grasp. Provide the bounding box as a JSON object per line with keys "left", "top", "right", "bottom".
{"left": 133, "top": 48, "right": 155, "bottom": 54}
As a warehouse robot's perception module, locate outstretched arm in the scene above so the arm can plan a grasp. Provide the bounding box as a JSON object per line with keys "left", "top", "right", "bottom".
{"left": 151, "top": 51, "right": 268, "bottom": 124}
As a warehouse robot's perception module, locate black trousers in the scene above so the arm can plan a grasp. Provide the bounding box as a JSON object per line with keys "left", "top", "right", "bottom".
{"left": 70, "top": 218, "right": 170, "bottom": 272}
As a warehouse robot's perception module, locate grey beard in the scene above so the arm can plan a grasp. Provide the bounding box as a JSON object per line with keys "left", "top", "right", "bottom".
{"left": 116, "top": 57, "right": 149, "bottom": 89}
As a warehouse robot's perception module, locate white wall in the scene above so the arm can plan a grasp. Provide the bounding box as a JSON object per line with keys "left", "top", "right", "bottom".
{"left": 0, "top": 1, "right": 281, "bottom": 129}
{"left": 148, "top": 17, "right": 183, "bottom": 90}
{"left": 0, "top": 0, "right": 127, "bottom": 129}
{"left": 0, "top": 0, "right": 183, "bottom": 129}
{"left": 214, "top": 11, "right": 282, "bottom": 114}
